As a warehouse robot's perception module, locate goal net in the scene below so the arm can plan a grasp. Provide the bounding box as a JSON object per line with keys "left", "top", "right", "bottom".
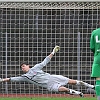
{"left": 0, "top": 1, "right": 99, "bottom": 98}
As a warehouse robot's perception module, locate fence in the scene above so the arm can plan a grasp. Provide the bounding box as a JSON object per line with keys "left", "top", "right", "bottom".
{"left": 0, "top": 1, "right": 99, "bottom": 98}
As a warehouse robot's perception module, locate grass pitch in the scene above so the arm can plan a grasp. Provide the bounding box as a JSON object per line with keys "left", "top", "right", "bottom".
{"left": 0, "top": 97, "right": 97, "bottom": 100}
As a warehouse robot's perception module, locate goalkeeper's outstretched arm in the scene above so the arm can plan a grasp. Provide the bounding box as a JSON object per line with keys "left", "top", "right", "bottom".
{"left": 0, "top": 76, "right": 28, "bottom": 83}
{"left": 0, "top": 46, "right": 60, "bottom": 83}
{"left": 33, "top": 45, "right": 60, "bottom": 70}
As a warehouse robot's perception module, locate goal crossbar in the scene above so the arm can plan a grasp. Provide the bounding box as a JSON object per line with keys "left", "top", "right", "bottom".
{"left": 0, "top": 0, "right": 100, "bottom": 2}
{"left": 0, "top": 2, "right": 100, "bottom": 9}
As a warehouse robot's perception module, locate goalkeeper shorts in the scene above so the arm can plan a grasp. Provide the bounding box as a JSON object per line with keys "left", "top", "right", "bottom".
{"left": 47, "top": 75, "right": 69, "bottom": 92}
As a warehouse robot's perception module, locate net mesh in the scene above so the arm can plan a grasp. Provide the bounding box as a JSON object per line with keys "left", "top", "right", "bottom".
{"left": 0, "top": 1, "right": 99, "bottom": 99}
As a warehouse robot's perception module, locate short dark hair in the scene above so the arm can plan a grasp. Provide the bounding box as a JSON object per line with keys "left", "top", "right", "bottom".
{"left": 20, "top": 62, "right": 29, "bottom": 67}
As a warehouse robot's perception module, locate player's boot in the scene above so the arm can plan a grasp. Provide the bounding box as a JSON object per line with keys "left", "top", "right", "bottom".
{"left": 79, "top": 81, "right": 94, "bottom": 89}
{"left": 52, "top": 45, "right": 60, "bottom": 55}
{"left": 69, "top": 89, "right": 84, "bottom": 97}
{"left": 79, "top": 92, "right": 84, "bottom": 97}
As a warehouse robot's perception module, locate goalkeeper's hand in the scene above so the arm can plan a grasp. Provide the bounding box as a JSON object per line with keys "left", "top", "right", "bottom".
{"left": 0, "top": 78, "right": 3, "bottom": 83}
{"left": 51, "top": 45, "right": 60, "bottom": 55}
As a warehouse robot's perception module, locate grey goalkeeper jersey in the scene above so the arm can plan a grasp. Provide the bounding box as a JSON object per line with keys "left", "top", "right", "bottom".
{"left": 10, "top": 56, "right": 51, "bottom": 88}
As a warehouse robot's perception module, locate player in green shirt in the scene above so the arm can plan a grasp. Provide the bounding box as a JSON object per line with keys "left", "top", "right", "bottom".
{"left": 90, "top": 27, "right": 100, "bottom": 100}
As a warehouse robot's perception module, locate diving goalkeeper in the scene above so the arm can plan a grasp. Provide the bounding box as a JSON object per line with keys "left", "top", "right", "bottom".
{"left": 0, "top": 46, "right": 94, "bottom": 97}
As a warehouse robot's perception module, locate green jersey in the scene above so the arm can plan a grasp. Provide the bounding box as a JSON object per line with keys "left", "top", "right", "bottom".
{"left": 90, "top": 28, "right": 100, "bottom": 77}
{"left": 90, "top": 28, "right": 100, "bottom": 57}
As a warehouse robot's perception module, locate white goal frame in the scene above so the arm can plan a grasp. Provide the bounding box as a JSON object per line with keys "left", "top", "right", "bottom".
{"left": 0, "top": 0, "right": 99, "bottom": 98}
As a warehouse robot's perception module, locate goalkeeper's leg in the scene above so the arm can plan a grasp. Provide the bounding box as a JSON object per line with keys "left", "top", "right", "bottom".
{"left": 58, "top": 86, "right": 83, "bottom": 97}
{"left": 76, "top": 81, "right": 94, "bottom": 88}
{"left": 68, "top": 89, "right": 84, "bottom": 97}
{"left": 68, "top": 79, "right": 94, "bottom": 89}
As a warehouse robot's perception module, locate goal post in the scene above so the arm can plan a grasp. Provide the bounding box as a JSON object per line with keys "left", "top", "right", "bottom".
{"left": 0, "top": 0, "right": 99, "bottom": 98}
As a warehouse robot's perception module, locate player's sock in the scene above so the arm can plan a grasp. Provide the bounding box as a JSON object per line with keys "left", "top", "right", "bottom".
{"left": 68, "top": 89, "right": 84, "bottom": 97}
{"left": 95, "top": 80, "right": 100, "bottom": 96}
{"left": 76, "top": 80, "right": 94, "bottom": 89}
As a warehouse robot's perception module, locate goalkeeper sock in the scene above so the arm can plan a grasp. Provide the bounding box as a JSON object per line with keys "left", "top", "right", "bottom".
{"left": 69, "top": 89, "right": 79, "bottom": 95}
{"left": 76, "top": 80, "right": 94, "bottom": 88}
{"left": 68, "top": 89, "right": 83, "bottom": 97}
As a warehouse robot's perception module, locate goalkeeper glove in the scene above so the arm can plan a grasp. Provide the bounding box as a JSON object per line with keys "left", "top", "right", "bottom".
{"left": 0, "top": 78, "right": 3, "bottom": 83}
{"left": 51, "top": 45, "right": 60, "bottom": 55}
